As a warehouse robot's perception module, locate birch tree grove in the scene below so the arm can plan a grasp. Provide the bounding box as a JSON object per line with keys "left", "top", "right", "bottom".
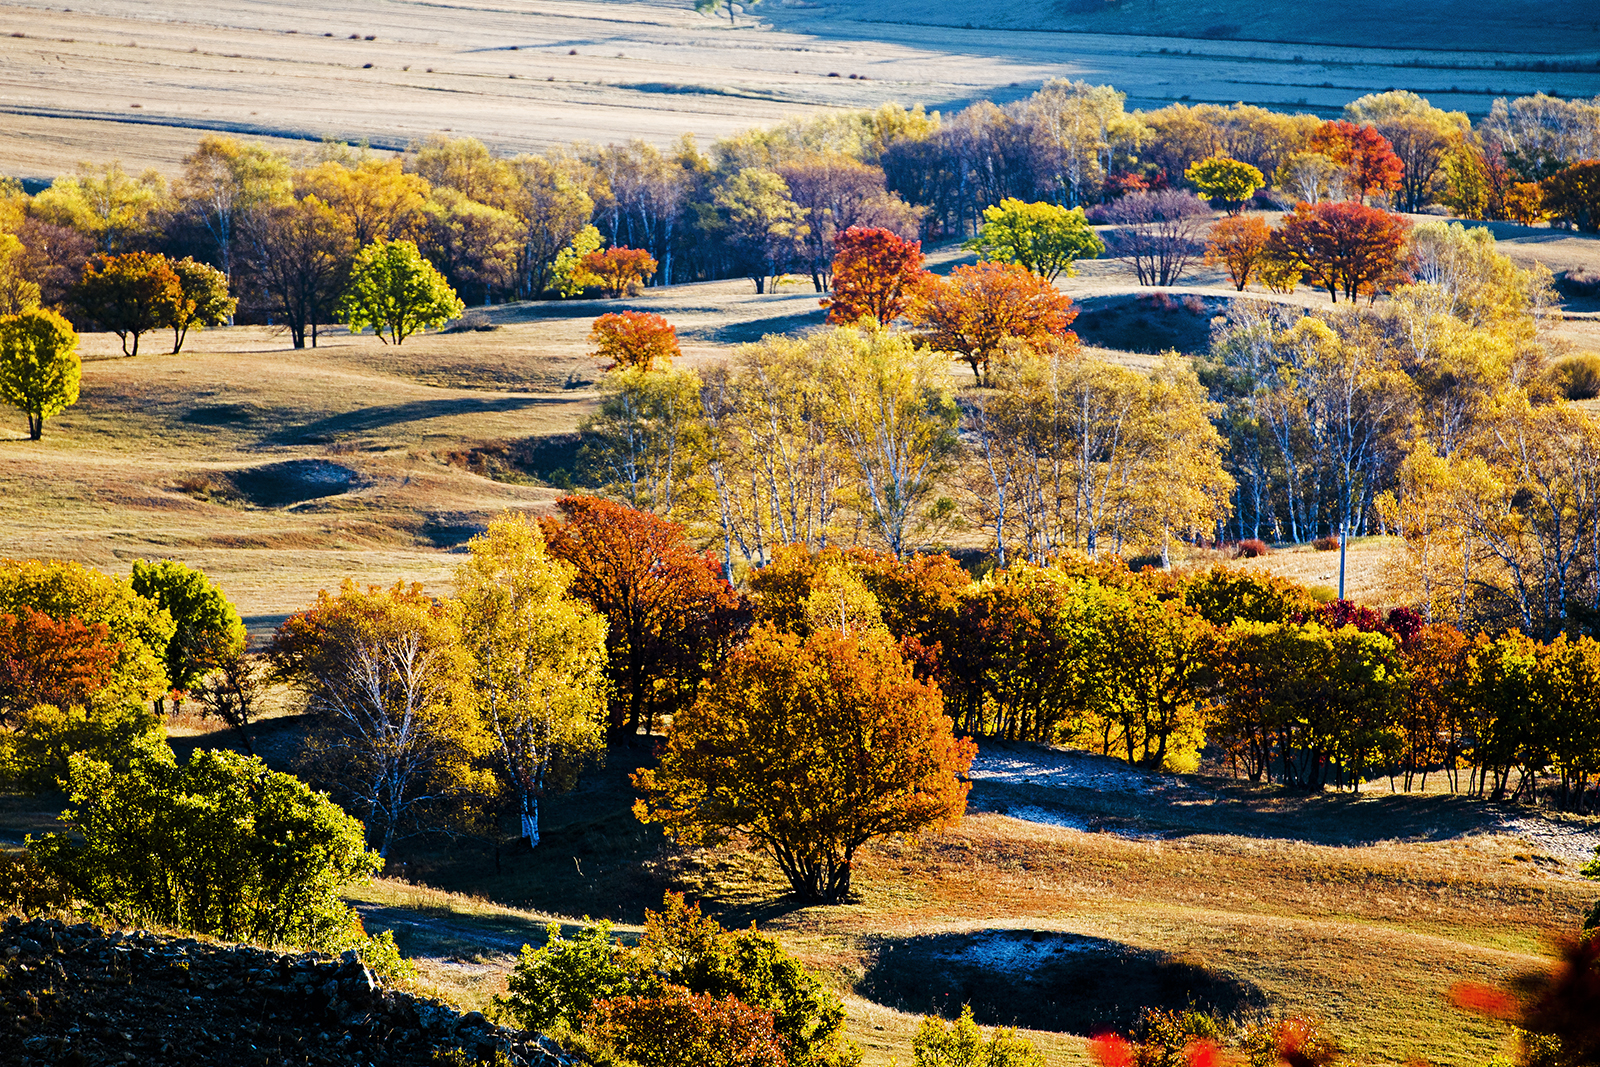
{"left": 454, "top": 514, "right": 608, "bottom": 850}
{"left": 269, "top": 581, "right": 494, "bottom": 857}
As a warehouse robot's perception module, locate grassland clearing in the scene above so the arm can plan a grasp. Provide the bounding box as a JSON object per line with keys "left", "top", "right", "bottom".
{"left": 3, "top": 0, "right": 1598, "bottom": 180}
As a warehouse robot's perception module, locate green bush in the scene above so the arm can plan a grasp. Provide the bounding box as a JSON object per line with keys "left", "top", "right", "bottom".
{"left": 498, "top": 893, "right": 861, "bottom": 1067}
{"left": 912, "top": 1004, "right": 1044, "bottom": 1067}
{"left": 30, "top": 747, "right": 380, "bottom": 946}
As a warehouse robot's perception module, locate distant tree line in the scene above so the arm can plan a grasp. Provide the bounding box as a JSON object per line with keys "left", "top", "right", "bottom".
{"left": 0, "top": 87, "right": 1597, "bottom": 340}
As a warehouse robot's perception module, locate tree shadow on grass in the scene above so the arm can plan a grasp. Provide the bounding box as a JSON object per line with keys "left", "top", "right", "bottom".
{"left": 271, "top": 395, "right": 569, "bottom": 444}
{"left": 857, "top": 928, "right": 1267, "bottom": 1034}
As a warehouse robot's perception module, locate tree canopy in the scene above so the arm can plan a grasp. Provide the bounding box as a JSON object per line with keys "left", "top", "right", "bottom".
{"left": 336, "top": 238, "right": 464, "bottom": 344}
{"left": 0, "top": 307, "right": 80, "bottom": 440}
{"left": 963, "top": 198, "right": 1104, "bottom": 281}
{"left": 634, "top": 624, "right": 974, "bottom": 902}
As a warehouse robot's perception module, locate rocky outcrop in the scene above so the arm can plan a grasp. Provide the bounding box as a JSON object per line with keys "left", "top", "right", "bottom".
{"left": 0, "top": 916, "right": 570, "bottom": 1066}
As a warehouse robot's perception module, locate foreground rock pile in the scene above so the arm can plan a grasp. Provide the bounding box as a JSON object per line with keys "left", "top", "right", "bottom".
{"left": 0, "top": 916, "right": 569, "bottom": 1066}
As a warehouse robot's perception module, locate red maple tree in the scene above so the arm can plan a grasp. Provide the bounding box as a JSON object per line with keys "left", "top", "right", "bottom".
{"left": 1271, "top": 201, "right": 1410, "bottom": 303}
{"left": 1307, "top": 120, "right": 1405, "bottom": 204}
{"left": 0, "top": 606, "right": 120, "bottom": 723}
{"left": 540, "top": 496, "right": 744, "bottom": 741}
{"left": 820, "top": 226, "right": 927, "bottom": 326}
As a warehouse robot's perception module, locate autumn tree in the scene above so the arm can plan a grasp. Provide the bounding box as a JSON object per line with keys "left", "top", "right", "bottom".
{"left": 0, "top": 308, "right": 80, "bottom": 440}
{"left": 540, "top": 496, "right": 743, "bottom": 742}
{"left": 1204, "top": 215, "right": 1273, "bottom": 291}
{"left": 237, "top": 195, "right": 354, "bottom": 348}
{"left": 454, "top": 513, "right": 608, "bottom": 849}
{"left": 269, "top": 580, "right": 495, "bottom": 855}
{"left": 579, "top": 246, "right": 659, "bottom": 298}
{"left": 821, "top": 226, "right": 927, "bottom": 326}
{"left": 70, "top": 252, "right": 181, "bottom": 357}
{"left": 580, "top": 366, "right": 705, "bottom": 516}
{"left": 1185, "top": 155, "right": 1265, "bottom": 214}
{"left": 1344, "top": 91, "right": 1470, "bottom": 212}
{"left": 1101, "top": 190, "right": 1211, "bottom": 286}
{"left": 907, "top": 262, "right": 1078, "bottom": 384}
{"left": 166, "top": 257, "right": 235, "bottom": 354}
{"left": 777, "top": 151, "right": 920, "bottom": 292}
{"left": 1271, "top": 201, "right": 1410, "bottom": 302}
{"left": 590, "top": 310, "right": 682, "bottom": 371}
{"left": 0, "top": 607, "right": 119, "bottom": 725}
{"left": 714, "top": 168, "right": 802, "bottom": 293}
{"left": 634, "top": 624, "right": 974, "bottom": 902}
{"left": 297, "top": 158, "right": 430, "bottom": 247}
{"left": 1306, "top": 120, "right": 1404, "bottom": 204}
{"left": 177, "top": 135, "right": 292, "bottom": 282}
{"left": 963, "top": 198, "right": 1104, "bottom": 281}
{"left": 31, "top": 162, "right": 169, "bottom": 252}
{"left": 418, "top": 188, "right": 522, "bottom": 305}
{"left": 1543, "top": 160, "right": 1600, "bottom": 233}
{"left": 0, "top": 233, "right": 40, "bottom": 315}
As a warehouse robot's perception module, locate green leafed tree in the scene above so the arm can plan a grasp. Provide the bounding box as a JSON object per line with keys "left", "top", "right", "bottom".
{"left": 0, "top": 307, "right": 80, "bottom": 440}
{"left": 336, "top": 238, "right": 464, "bottom": 344}
{"left": 167, "top": 257, "right": 236, "bottom": 354}
{"left": 1185, "top": 155, "right": 1266, "bottom": 215}
{"left": 963, "top": 198, "right": 1104, "bottom": 281}
{"left": 30, "top": 747, "right": 380, "bottom": 946}
{"left": 453, "top": 512, "right": 609, "bottom": 850}
{"left": 129, "top": 558, "right": 246, "bottom": 708}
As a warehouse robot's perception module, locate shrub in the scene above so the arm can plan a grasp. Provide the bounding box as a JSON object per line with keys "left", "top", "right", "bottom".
{"left": 1546, "top": 354, "right": 1600, "bottom": 401}
{"left": 500, "top": 919, "right": 635, "bottom": 1035}
{"left": 587, "top": 988, "right": 787, "bottom": 1067}
{"left": 30, "top": 747, "right": 380, "bottom": 946}
{"left": 1312, "top": 535, "right": 1340, "bottom": 551}
{"left": 1236, "top": 538, "right": 1271, "bottom": 558}
{"left": 0, "top": 851, "right": 73, "bottom": 916}
{"left": 1240, "top": 1017, "right": 1342, "bottom": 1067}
{"left": 499, "top": 893, "right": 862, "bottom": 1067}
{"left": 578, "top": 246, "right": 658, "bottom": 298}
{"left": 913, "top": 1004, "right": 1044, "bottom": 1067}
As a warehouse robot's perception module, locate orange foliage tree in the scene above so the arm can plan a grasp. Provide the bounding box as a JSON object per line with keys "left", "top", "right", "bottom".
{"left": 906, "top": 262, "right": 1078, "bottom": 385}
{"left": 540, "top": 495, "right": 743, "bottom": 742}
{"left": 579, "top": 246, "right": 659, "bottom": 298}
{"left": 69, "top": 251, "right": 182, "bottom": 357}
{"left": 1203, "top": 215, "right": 1273, "bottom": 291}
{"left": 821, "top": 226, "right": 927, "bottom": 326}
{"left": 1270, "top": 201, "right": 1410, "bottom": 303}
{"left": 634, "top": 624, "right": 975, "bottom": 902}
{"left": 1543, "top": 160, "right": 1600, "bottom": 233}
{"left": 1306, "top": 120, "right": 1404, "bottom": 204}
{"left": 590, "top": 311, "right": 682, "bottom": 371}
{"left": 0, "top": 606, "right": 119, "bottom": 724}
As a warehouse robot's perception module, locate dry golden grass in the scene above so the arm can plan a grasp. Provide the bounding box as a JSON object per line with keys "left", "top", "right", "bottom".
{"left": 5, "top": 0, "right": 1597, "bottom": 181}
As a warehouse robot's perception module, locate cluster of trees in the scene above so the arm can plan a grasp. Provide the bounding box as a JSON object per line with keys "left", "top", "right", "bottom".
{"left": 1203, "top": 222, "right": 1600, "bottom": 635}
{"left": 572, "top": 217, "right": 1598, "bottom": 631}
{"left": 577, "top": 227, "right": 1231, "bottom": 572}
{"left": 2, "top": 88, "right": 1596, "bottom": 348}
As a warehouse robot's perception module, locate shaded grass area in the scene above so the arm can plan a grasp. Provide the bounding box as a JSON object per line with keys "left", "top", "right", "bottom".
{"left": 858, "top": 928, "right": 1267, "bottom": 1033}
